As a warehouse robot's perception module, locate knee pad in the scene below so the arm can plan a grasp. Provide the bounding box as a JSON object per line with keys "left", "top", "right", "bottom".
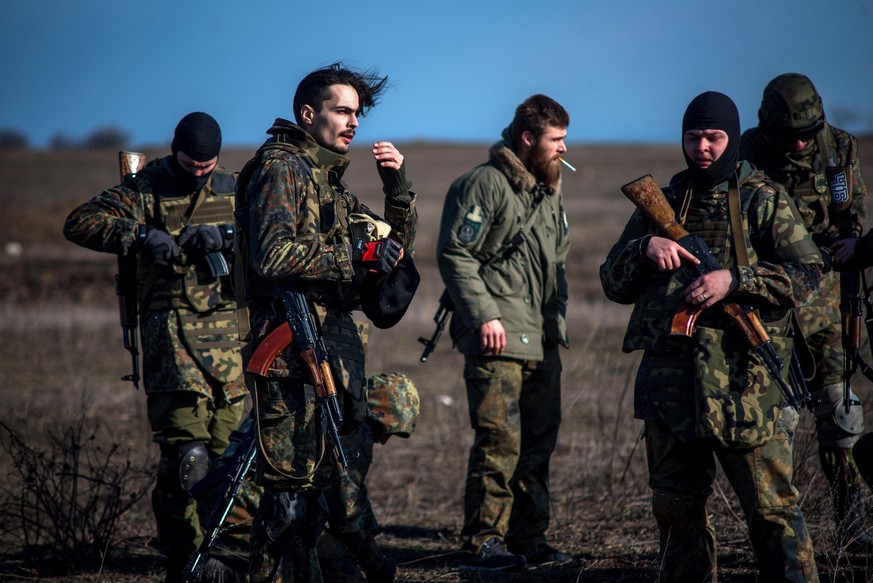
{"left": 815, "top": 384, "right": 864, "bottom": 448}
{"left": 178, "top": 441, "right": 210, "bottom": 495}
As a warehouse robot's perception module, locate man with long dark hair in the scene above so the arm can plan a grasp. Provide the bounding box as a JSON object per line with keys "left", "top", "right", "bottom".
{"left": 234, "top": 62, "right": 417, "bottom": 582}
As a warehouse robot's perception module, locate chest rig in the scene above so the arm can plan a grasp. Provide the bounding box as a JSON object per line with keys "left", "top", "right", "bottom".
{"left": 766, "top": 127, "right": 841, "bottom": 238}
{"left": 137, "top": 169, "right": 237, "bottom": 312}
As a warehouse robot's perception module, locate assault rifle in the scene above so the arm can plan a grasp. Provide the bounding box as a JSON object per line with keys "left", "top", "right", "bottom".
{"left": 185, "top": 415, "right": 257, "bottom": 581}
{"left": 418, "top": 290, "right": 453, "bottom": 362}
{"left": 826, "top": 165, "right": 866, "bottom": 415}
{"left": 116, "top": 151, "right": 146, "bottom": 389}
{"left": 621, "top": 174, "right": 812, "bottom": 412}
{"left": 246, "top": 286, "right": 348, "bottom": 470}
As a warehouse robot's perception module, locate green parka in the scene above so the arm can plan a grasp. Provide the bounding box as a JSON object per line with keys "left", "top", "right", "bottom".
{"left": 436, "top": 133, "right": 570, "bottom": 360}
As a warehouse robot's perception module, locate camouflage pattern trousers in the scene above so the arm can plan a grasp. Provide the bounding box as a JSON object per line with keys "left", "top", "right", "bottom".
{"left": 248, "top": 375, "right": 331, "bottom": 583}
{"left": 644, "top": 416, "right": 819, "bottom": 583}
{"left": 460, "top": 347, "right": 562, "bottom": 551}
{"left": 147, "top": 391, "right": 247, "bottom": 563}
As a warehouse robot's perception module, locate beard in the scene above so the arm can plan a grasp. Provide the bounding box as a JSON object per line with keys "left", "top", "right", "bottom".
{"left": 528, "top": 144, "right": 561, "bottom": 186}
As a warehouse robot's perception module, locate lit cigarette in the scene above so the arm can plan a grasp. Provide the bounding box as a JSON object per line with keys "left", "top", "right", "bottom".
{"left": 559, "top": 157, "right": 576, "bottom": 172}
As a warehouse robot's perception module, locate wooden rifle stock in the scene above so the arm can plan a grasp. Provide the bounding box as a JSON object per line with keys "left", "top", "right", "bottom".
{"left": 621, "top": 175, "right": 705, "bottom": 336}
{"left": 621, "top": 174, "right": 691, "bottom": 242}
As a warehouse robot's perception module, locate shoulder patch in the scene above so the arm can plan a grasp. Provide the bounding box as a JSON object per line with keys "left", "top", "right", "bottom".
{"left": 457, "top": 204, "right": 485, "bottom": 245}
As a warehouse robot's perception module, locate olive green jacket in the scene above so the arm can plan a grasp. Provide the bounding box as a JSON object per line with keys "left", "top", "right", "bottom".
{"left": 436, "top": 136, "right": 570, "bottom": 360}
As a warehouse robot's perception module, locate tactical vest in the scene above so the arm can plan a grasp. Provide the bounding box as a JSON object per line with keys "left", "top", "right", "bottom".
{"left": 134, "top": 165, "right": 244, "bottom": 390}
{"left": 235, "top": 139, "right": 369, "bottom": 422}
{"left": 622, "top": 176, "right": 789, "bottom": 354}
{"left": 238, "top": 139, "right": 360, "bottom": 309}
{"left": 137, "top": 170, "right": 237, "bottom": 312}
{"left": 744, "top": 126, "right": 846, "bottom": 330}
{"left": 754, "top": 126, "right": 839, "bottom": 238}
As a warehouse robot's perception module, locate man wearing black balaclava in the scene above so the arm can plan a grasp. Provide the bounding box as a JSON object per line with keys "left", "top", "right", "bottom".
{"left": 63, "top": 112, "right": 248, "bottom": 582}
{"left": 600, "top": 92, "right": 823, "bottom": 582}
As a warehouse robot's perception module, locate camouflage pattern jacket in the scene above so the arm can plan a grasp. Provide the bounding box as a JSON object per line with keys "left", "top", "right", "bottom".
{"left": 236, "top": 120, "right": 416, "bottom": 413}
{"left": 740, "top": 124, "right": 867, "bottom": 337}
{"left": 601, "top": 161, "right": 822, "bottom": 352}
{"left": 63, "top": 157, "right": 245, "bottom": 399}
{"left": 436, "top": 132, "right": 570, "bottom": 360}
{"left": 600, "top": 162, "right": 822, "bottom": 445}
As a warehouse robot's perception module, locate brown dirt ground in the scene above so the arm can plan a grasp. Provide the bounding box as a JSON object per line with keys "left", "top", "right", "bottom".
{"left": 1, "top": 139, "right": 873, "bottom": 582}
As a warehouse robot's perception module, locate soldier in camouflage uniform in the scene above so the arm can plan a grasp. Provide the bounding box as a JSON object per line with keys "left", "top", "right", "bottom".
{"left": 601, "top": 92, "right": 823, "bottom": 582}
{"left": 740, "top": 73, "right": 872, "bottom": 552}
{"left": 63, "top": 112, "right": 247, "bottom": 582}
{"left": 234, "top": 62, "right": 416, "bottom": 583}
{"left": 436, "top": 95, "right": 572, "bottom": 570}
{"left": 193, "top": 373, "right": 420, "bottom": 583}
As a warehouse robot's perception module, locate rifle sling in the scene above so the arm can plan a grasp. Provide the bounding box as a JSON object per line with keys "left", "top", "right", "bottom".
{"left": 727, "top": 174, "right": 750, "bottom": 269}
{"left": 481, "top": 192, "right": 546, "bottom": 271}
{"left": 436, "top": 191, "right": 546, "bottom": 313}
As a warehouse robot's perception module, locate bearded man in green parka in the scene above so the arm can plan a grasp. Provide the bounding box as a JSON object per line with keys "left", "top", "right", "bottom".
{"left": 436, "top": 94, "right": 572, "bottom": 571}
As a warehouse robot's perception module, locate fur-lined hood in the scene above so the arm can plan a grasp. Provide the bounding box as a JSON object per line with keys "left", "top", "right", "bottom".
{"left": 487, "top": 127, "right": 561, "bottom": 194}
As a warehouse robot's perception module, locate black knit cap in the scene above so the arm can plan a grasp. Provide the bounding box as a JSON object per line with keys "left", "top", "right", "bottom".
{"left": 171, "top": 112, "right": 222, "bottom": 161}
{"left": 682, "top": 91, "right": 740, "bottom": 187}
{"left": 361, "top": 255, "right": 420, "bottom": 329}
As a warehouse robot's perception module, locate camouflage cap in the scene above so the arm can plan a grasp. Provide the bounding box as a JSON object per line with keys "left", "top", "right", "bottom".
{"left": 759, "top": 73, "right": 824, "bottom": 133}
{"left": 366, "top": 373, "right": 420, "bottom": 438}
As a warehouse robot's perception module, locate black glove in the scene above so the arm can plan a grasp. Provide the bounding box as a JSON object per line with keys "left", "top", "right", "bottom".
{"left": 818, "top": 246, "right": 834, "bottom": 274}
{"left": 353, "top": 238, "right": 403, "bottom": 275}
{"left": 177, "top": 224, "right": 233, "bottom": 258}
{"left": 139, "top": 225, "right": 181, "bottom": 265}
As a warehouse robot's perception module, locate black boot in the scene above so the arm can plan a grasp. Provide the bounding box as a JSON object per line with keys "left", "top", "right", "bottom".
{"left": 355, "top": 534, "right": 397, "bottom": 583}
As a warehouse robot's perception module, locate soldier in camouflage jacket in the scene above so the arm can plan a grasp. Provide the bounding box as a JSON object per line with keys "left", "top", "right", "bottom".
{"left": 741, "top": 73, "right": 873, "bottom": 552}
{"left": 601, "top": 92, "right": 823, "bottom": 582}
{"left": 235, "top": 63, "right": 416, "bottom": 583}
{"left": 63, "top": 112, "right": 247, "bottom": 582}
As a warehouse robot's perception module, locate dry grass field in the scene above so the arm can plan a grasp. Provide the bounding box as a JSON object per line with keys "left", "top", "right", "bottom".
{"left": 1, "top": 138, "right": 873, "bottom": 582}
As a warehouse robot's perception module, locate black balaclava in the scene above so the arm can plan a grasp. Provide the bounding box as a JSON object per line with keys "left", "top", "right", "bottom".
{"left": 682, "top": 91, "right": 740, "bottom": 188}
{"left": 170, "top": 112, "right": 222, "bottom": 191}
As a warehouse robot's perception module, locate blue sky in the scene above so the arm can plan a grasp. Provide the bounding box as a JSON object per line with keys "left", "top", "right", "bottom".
{"left": 2, "top": 0, "right": 872, "bottom": 149}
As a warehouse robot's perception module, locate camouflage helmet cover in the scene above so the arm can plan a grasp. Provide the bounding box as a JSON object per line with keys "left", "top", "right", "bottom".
{"left": 758, "top": 73, "right": 825, "bottom": 133}
{"left": 366, "top": 373, "right": 420, "bottom": 438}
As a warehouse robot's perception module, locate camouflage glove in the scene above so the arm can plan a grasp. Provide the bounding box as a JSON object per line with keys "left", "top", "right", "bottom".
{"left": 139, "top": 225, "right": 181, "bottom": 266}
{"left": 353, "top": 238, "right": 403, "bottom": 275}
{"left": 177, "top": 224, "right": 234, "bottom": 258}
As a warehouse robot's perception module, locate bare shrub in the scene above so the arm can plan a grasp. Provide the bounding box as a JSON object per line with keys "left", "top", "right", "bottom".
{"left": 0, "top": 416, "right": 153, "bottom": 575}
